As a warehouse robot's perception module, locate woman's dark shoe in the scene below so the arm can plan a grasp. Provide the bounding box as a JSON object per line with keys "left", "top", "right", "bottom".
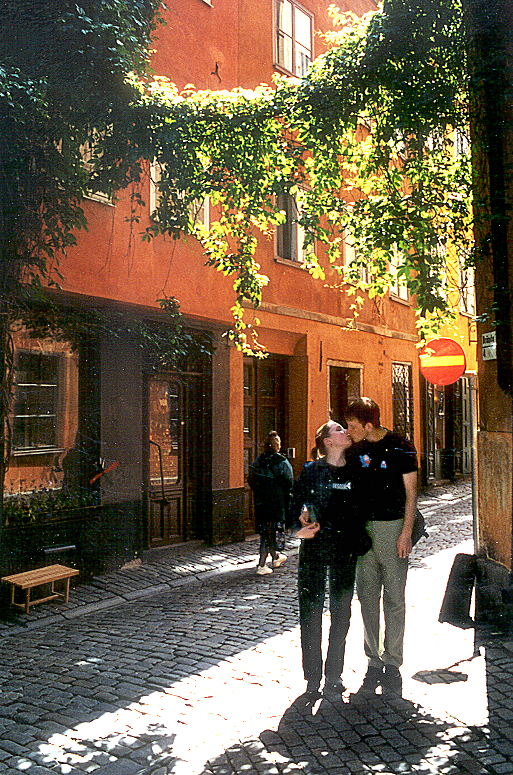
{"left": 304, "top": 682, "right": 322, "bottom": 700}
{"left": 323, "top": 680, "right": 345, "bottom": 701}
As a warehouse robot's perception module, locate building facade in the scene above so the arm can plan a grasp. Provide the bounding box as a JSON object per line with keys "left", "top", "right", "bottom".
{"left": 2, "top": 0, "right": 476, "bottom": 578}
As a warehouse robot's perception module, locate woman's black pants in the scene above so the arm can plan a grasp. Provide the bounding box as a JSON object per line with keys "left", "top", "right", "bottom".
{"left": 298, "top": 537, "right": 357, "bottom": 687}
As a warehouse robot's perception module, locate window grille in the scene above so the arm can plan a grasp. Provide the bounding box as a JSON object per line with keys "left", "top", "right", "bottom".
{"left": 392, "top": 362, "right": 414, "bottom": 441}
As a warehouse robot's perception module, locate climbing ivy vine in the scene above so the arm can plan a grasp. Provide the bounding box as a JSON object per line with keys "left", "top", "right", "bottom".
{"left": 124, "top": 0, "right": 472, "bottom": 347}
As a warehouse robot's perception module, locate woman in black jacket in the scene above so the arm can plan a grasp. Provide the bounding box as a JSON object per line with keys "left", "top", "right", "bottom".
{"left": 248, "top": 431, "right": 294, "bottom": 575}
{"left": 291, "top": 420, "right": 370, "bottom": 701}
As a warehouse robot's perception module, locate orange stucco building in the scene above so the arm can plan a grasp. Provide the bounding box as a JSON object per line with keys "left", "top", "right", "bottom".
{"left": 4, "top": 0, "right": 476, "bottom": 576}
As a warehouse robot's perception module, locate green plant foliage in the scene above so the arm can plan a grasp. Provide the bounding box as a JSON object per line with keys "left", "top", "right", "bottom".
{"left": 291, "top": 1, "right": 472, "bottom": 329}
{"left": 0, "top": 0, "right": 473, "bottom": 355}
{"left": 3, "top": 485, "right": 99, "bottom": 527}
{"left": 126, "top": 0, "right": 473, "bottom": 341}
{"left": 17, "top": 294, "right": 211, "bottom": 372}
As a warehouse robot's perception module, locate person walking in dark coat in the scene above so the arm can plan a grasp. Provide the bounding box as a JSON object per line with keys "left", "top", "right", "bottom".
{"left": 290, "top": 421, "right": 370, "bottom": 701}
{"left": 248, "top": 431, "right": 294, "bottom": 575}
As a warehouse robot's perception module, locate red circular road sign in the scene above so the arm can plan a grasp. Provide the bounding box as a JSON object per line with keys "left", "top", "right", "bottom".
{"left": 419, "top": 338, "right": 467, "bottom": 386}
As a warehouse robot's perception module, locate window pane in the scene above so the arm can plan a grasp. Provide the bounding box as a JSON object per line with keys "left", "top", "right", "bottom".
{"left": 295, "top": 45, "right": 311, "bottom": 77}
{"left": 259, "top": 407, "right": 277, "bottom": 440}
{"left": 392, "top": 363, "right": 414, "bottom": 440}
{"left": 189, "top": 196, "right": 209, "bottom": 229}
{"left": 13, "top": 415, "right": 56, "bottom": 450}
{"left": 13, "top": 353, "right": 60, "bottom": 450}
{"left": 277, "top": 0, "right": 292, "bottom": 34}
{"left": 277, "top": 31, "right": 293, "bottom": 70}
{"left": 148, "top": 378, "right": 180, "bottom": 485}
{"left": 17, "top": 352, "right": 58, "bottom": 385}
{"left": 294, "top": 7, "right": 311, "bottom": 49}
{"left": 244, "top": 406, "right": 253, "bottom": 436}
{"left": 244, "top": 363, "right": 253, "bottom": 396}
{"left": 277, "top": 192, "right": 296, "bottom": 260}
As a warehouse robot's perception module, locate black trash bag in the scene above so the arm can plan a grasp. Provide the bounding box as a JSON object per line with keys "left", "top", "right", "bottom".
{"left": 439, "top": 552, "right": 477, "bottom": 629}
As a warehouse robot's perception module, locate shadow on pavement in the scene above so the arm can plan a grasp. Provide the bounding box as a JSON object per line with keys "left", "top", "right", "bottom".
{"left": 221, "top": 685, "right": 500, "bottom": 775}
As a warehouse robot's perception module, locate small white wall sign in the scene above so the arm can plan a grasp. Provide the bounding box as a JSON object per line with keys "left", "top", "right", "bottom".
{"left": 482, "top": 331, "right": 497, "bottom": 361}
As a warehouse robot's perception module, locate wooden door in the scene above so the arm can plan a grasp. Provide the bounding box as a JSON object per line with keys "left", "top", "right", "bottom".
{"left": 243, "top": 355, "right": 288, "bottom": 535}
{"left": 147, "top": 376, "right": 184, "bottom": 546}
{"left": 145, "top": 370, "right": 210, "bottom": 547}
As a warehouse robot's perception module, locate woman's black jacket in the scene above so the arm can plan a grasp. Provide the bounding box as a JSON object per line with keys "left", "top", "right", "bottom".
{"left": 289, "top": 458, "right": 370, "bottom": 554}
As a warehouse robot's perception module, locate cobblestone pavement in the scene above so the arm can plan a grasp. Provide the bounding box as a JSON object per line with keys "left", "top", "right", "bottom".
{"left": 1, "top": 478, "right": 513, "bottom": 775}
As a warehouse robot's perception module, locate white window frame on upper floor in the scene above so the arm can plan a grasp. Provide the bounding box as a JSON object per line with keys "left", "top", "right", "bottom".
{"left": 389, "top": 244, "right": 409, "bottom": 302}
{"left": 149, "top": 162, "right": 209, "bottom": 230}
{"left": 458, "top": 258, "right": 476, "bottom": 316}
{"left": 81, "top": 136, "right": 113, "bottom": 205}
{"left": 275, "top": 190, "right": 314, "bottom": 264}
{"left": 342, "top": 229, "right": 370, "bottom": 284}
{"left": 274, "top": 0, "right": 313, "bottom": 78}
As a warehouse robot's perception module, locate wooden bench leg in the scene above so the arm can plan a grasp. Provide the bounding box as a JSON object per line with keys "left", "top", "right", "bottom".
{"left": 25, "top": 588, "right": 31, "bottom": 614}
{"left": 64, "top": 577, "right": 71, "bottom": 604}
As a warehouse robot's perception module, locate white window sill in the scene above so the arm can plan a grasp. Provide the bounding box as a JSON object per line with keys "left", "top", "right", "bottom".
{"left": 273, "top": 65, "right": 301, "bottom": 84}
{"left": 84, "top": 193, "right": 115, "bottom": 206}
{"left": 275, "top": 256, "right": 309, "bottom": 268}
{"left": 13, "top": 448, "right": 65, "bottom": 457}
{"left": 389, "top": 293, "right": 410, "bottom": 306}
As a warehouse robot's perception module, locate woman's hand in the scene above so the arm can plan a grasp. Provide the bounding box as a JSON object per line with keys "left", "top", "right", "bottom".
{"left": 300, "top": 522, "right": 320, "bottom": 539}
{"left": 299, "top": 507, "right": 311, "bottom": 526}
{"left": 297, "top": 508, "right": 320, "bottom": 539}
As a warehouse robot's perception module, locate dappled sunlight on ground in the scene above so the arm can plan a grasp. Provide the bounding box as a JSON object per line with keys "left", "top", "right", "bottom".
{"left": 33, "top": 626, "right": 305, "bottom": 774}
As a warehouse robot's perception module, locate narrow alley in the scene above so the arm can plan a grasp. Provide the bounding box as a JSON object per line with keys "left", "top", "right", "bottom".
{"left": 1, "top": 479, "right": 512, "bottom": 775}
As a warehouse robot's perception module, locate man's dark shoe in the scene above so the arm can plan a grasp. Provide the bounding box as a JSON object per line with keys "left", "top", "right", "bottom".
{"left": 381, "top": 665, "right": 402, "bottom": 696}
{"left": 358, "top": 665, "right": 383, "bottom": 695}
{"left": 323, "top": 680, "right": 345, "bottom": 701}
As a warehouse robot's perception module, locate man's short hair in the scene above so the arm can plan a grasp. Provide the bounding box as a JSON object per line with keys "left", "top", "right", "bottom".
{"left": 345, "top": 397, "right": 381, "bottom": 428}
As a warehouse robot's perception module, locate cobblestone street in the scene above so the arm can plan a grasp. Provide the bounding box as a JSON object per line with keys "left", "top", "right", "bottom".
{"left": 1, "top": 478, "right": 513, "bottom": 775}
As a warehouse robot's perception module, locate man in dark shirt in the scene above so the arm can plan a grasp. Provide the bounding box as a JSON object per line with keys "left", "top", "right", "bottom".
{"left": 345, "top": 398, "right": 418, "bottom": 696}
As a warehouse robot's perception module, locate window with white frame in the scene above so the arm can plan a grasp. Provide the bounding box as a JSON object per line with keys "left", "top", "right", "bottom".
{"left": 429, "top": 239, "right": 449, "bottom": 300}
{"left": 459, "top": 259, "right": 476, "bottom": 316}
{"left": 150, "top": 162, "right": 209, "bottom": 229}
{"left": 275, "top": 0, "right": 313, "bottom": 78}
{"left": 454, "top": 127, "right": 470, "bottom": 157}
{"left": 276, "top": 191, "right": 313, "bottom": 262}
{"left": 342, "top": 229, "right": 369, "bottom": 283}
{"left": 389, "top": 244, "right": 409, "bottom": 301}
{"left": 81, "top": 136, "right": 112, "bottom": 204}
{"left": 13, "top": 352, "right": 61, "bottom": 452}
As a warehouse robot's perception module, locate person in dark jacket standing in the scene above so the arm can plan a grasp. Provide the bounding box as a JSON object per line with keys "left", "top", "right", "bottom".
{"left": 290, "top": 421, "right": 370, "bottom": 702}
{"left": 248, "top": 431, "right": 294, "bottom": 576}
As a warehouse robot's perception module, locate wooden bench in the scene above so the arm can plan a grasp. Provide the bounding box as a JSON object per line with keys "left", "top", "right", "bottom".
{"left": 1, "top": 564, "right": 79, "bottom": 614}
